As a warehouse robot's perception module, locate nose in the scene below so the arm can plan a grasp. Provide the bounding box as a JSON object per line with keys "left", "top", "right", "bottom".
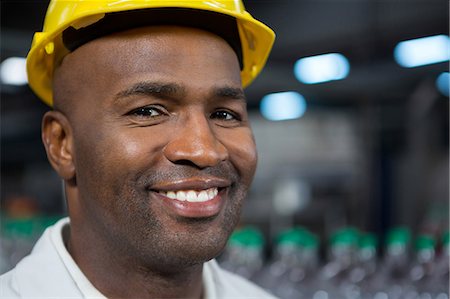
{"left": 163, "top": 113, "right": 228, "bottom": 168}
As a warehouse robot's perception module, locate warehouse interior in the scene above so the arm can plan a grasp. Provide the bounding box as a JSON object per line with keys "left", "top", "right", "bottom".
{"left": 1, "top": 1, "right": 449, "bottom": 293}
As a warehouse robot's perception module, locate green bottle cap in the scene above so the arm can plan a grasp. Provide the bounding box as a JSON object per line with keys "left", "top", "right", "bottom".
{"left": 39, "top": 215, "right": 62, "bottom": 229}
{"left": 2, "top": 216, "right": 37, "bottom": 238}
{"left": 442, "top": 231, "right": 449, "bottom": 246}
{"left": 414, "top": 234, "right": 435, "bottom": 251}
{"left": 303, "top": 231, "right": 319, "bottom": 249}
{"left": 246, "top": 228, "right": 265, "bottom": 248}
{"left": 228, "top": 229, "right": 246, "bottom": 246}
{"left": 276, "top": 227, "right": 305, "bottom": 247}
{"left": 386, "top": 227, "right": 411, "bottom": 246}
{"left": 229, "top": 227, "right": 264, "bottom": 248}
{"left": 330, "top": 227, "right": 360, "bottom": 247}
{"left": 359, "top": 233, "right": 378, "bottom": 249}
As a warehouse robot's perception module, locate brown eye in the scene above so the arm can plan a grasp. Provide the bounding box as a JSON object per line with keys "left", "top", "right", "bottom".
{"left": 211, "top": 110, "right": 238, "bottom": 121}
{"left": 125, "top": 105, "right": 169, "bottom": 126}
{"left": 131, "top": 107, "right": 162, "bottom": 117}
{"left": 126, "top": 104, "right": 169, "bottom": 120}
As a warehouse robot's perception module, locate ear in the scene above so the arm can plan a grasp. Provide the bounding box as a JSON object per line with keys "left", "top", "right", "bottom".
{"left": 42, "top": 111, "right": 76, "bottom": 181}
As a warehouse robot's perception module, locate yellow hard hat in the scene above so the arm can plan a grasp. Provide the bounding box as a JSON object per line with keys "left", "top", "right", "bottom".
{"left": 26, "top": 0, "right": 275, "bottom": 106}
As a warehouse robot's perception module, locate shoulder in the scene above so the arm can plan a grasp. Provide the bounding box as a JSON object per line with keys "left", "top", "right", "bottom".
{"left": 204, "top": 260, "right": 278, "bottom": 299}
{"left": 0, "top": 225, "right": 57, "bottom": 298}
{"left": 0, "top": 270, "right": 20, "bottom": 298}
{"left": 0, "top": 218, "right": 83, "bottom": 298}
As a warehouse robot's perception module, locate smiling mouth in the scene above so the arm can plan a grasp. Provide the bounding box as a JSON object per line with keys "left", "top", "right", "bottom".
{"left": 158, "top": 187, "right": 219, "bottom": 203}
{"left": 154, "top": 186, "right": 227, "bottom": 219}
{"left": 150, "top": 177, "right": 231, "bottom": 218}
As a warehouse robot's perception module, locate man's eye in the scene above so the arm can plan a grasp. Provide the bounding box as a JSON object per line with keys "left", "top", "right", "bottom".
{"left": 211, "top": 110, "right": 238, "bottom": 121}
{"left": 129, "top": 106, "right": 163, "bottom": 118}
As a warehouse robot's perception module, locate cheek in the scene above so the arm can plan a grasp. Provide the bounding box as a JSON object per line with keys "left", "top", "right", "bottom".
{"left": 119, "top": 138, "right": 141, "bottom": 158}
{"left": 75, "top": 128, "right": 156, "bottom": 185}
{"left": 221, "top": 129, "right": 257, "bottom": 184}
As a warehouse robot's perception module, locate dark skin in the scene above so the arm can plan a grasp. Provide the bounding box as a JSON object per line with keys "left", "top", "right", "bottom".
{"left": 41, "top": 26, "right": 258, "bottom": 298}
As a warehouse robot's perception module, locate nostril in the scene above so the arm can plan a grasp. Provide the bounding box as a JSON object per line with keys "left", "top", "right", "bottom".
{"left": 172, "top": 159, "right": 201, "bottom": 168}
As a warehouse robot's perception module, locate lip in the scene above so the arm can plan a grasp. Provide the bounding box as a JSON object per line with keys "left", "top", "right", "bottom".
{"left": 149, "top": 177, "right": 231, "bottom": 219}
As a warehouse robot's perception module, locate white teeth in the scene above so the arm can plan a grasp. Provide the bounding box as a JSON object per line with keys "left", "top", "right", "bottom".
{"left": 177, "top": 191, "right": 187, "bottom": 201}
{"left": 159, "top": 188, "right": 218, "bottom": 202}
{"left": 197, "top": 191, "right": 209, "bottom": 202}
{"left": 186, "top": 191, "right": 197, "bottom": 202}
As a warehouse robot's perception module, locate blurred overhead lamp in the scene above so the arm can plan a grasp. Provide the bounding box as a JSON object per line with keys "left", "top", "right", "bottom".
{"left": 0, "top": 57, "right": 28, "bottom": 86}
{"left": 436, "top": 72, "right": 449, "bottom": 97}
{"left": 394, "top": 35, "right": 450, "bottom": 68}
{"left": 260, "top": 91, "right": 307, "bottom": 121}
{"left": 294, "top": 53, "right": 350, "bottom": 84}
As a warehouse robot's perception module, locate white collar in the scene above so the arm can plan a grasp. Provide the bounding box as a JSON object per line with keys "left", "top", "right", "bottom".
{"left": 51, "top": 218, "right": 107, "bottom": 298}
{"left": 51, "top": 217, "right": 217, "bottom": 299}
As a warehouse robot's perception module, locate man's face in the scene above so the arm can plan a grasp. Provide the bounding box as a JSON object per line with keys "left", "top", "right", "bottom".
{"left": 55, "top": 26, "right": 257, "bottom": 271}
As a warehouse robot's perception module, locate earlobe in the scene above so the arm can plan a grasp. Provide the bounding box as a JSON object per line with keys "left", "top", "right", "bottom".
{"left": 42, "top": 111, "right": 76, "bottom": 181}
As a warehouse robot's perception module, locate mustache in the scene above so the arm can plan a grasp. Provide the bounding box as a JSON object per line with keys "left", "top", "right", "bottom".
{"left": 136, "top": 161, "right": 240, "bottom": 188}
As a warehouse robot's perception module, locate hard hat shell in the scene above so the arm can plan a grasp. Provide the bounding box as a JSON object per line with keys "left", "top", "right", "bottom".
{"left": 26, "top": 0, "right": 275, "bottom": 106}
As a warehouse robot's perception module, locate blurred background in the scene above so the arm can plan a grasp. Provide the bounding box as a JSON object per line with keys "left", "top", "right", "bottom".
{"left": 1, "top": 1, "right": 449, "bottom": 298}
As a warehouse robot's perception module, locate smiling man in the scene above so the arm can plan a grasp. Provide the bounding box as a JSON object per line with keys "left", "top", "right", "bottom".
{"left": 0, "top": 1, "right": 275, "bottom": 298}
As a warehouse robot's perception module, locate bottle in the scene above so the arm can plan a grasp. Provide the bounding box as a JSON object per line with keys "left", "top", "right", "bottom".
{"left": 371, "top": 227, "right": 412, "bottom": 299}
{"left": 408, "top": 234, "right": 437, "bottom": 298}
{"left": 220, "top": 226, "right": 265, "bottom": 280}
{"left": 431, "top": 231, "right": 449, "bottom": 299}
{"left": 290, "top": 229, "right": 320, "bottom": 299}
{"left": 316, "top": 227, "right": 360, "bottom": 299}
{"left": 254, "top": 227, "right": 304, "bottom": 297}
{"left": 348, "top": 233, "right": 378, "bottom": 299}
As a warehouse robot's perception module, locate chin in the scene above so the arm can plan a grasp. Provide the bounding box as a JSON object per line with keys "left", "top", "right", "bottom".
{"left": 174, "top": 224, "right": 231, "bottom": 261}
{"left": 138, "top": 233, "right": 229, "bottom": 274}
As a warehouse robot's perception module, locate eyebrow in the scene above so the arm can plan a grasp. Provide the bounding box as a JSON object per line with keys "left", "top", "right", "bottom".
{"left": 114, "top": 82, "right": 186, "bottom": 101}
{"left": 214, "top": 86, "right": 246, "bottom": 102}
{"left": 114, "top": 81, "right": 246, "bottom": 103}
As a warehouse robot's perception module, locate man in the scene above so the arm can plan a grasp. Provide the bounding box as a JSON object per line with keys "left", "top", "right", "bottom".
{"left": 1, "top": 1, "right": 275, "bottom": 298}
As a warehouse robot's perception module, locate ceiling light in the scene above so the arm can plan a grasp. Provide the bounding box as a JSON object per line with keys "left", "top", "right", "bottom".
{"left": 260, "top": 91, "right": 307, "bottom": 121}
{"left": 0, "top": 57, "right": 28, "bottom": 86}
{"left": 294, "top": 53, "right": 350, "bottom": 84}
{"left": 394, "top": 35, "right": 450, "bottom": 68}
{"left": 436, "top": 72, "right": 449, "bottom": 97}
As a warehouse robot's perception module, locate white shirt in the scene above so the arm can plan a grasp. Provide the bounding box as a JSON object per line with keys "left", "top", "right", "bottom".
{"left": 0, "top": 218, "right": 277, "bottom": 299}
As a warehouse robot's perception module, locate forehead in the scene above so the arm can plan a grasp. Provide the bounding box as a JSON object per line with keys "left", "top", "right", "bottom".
{"left": 53, "top": 26, "right": 242, "bottom": 109}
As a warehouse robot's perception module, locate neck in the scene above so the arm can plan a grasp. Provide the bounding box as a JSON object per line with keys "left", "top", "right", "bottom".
{"left": 66, "top": 223, "right": 204, "bottom": 299}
